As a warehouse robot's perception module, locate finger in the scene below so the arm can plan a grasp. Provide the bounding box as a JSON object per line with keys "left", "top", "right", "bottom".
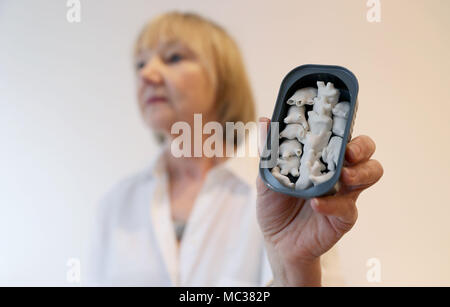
{"left": 310, "top": 194, "right": 359, "bottom": 232}
{"left": 340, "top": 159, "right": 384, "bottom": 189}
{"left": 258, "top": 117, "right": 271, "bottom": 157}
{"left": 345, "top": 135, "right": 376, "bottom": 165}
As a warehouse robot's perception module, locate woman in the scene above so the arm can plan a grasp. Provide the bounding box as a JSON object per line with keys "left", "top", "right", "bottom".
{"left": 88, "top": 11, "right": 383, "bottom": 286}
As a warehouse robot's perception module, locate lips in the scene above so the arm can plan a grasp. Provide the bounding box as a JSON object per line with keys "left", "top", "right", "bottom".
{"left": 146, "top": 96, "right": 167, "bottom": 104}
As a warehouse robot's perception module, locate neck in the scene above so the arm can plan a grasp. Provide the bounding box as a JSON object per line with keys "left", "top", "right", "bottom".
{"left": 162, "top": 115, "right": 231, "bottom": 179}
{"left": 165, "top": 152, "right": 223, "bottom": 180}
{"left": 163, "top": 135, "right": 229, "bottom": 180}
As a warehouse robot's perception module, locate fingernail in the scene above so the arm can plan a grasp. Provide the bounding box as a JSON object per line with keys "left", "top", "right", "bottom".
{"left": 350, "top": 144, "right": 360, "bottom": 159}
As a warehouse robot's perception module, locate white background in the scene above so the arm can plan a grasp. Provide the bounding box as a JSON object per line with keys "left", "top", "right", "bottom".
{"left": 1, "top": 0, "right": 449, "bottom": 286}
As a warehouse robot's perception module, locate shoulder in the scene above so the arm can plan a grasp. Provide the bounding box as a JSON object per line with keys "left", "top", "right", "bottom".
{"left": 102, "top": 167, "right": 151, "bottom": 202}
{"left": 95, "top": 166, "right": 154, "bottom": 220}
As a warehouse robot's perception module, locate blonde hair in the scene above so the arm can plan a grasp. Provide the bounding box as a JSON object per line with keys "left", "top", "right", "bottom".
{"left": 134, "top": 11, "right": 256, "bottom": 129}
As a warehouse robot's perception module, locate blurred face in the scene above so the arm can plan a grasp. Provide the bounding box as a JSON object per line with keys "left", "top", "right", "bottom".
{"left": 135, "top": 40, "right": 216, "bottom": 136}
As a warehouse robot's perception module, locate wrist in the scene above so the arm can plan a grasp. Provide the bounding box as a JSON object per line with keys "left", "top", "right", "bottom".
{"left": 272, "top": 257, "right": 322, "bottom": 287}
{"left": 266, "top": 241, "right": 322, "bottom": 287}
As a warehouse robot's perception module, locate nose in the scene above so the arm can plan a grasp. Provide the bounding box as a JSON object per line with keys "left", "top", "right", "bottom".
{"left": 139, "top": 56, "right": 165, "bottom": 86}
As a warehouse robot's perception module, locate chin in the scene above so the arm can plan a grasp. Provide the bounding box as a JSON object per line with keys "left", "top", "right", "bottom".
{"left": 144, "top": 115, "right": 174, "bottom": 135}
{"left": 142, "top": 105, "right": 174, "bottom": 130}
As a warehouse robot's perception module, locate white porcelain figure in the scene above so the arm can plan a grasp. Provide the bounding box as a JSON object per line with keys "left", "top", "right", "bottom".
{"left": 332, "top": 117, "right": 347, "bottom": 137}
{"left": 280, "top": 124, "right": 307, "bottom": 143}
{"left": 331, "top": 101, "right": 350, "bottom": 137}
{"left": 332, "top": 101, "right": 350, "bottom": 119}
{"left": 310, "top": 170, "right": 335, "bottom": 186}
{"left": 312, "top": 96, "right": 333, "bottom": 117}
{"left": 317, "top": 81, "right": 340, "bottom": 106}
{"left": 295, "top": 149, "right": 321, "bottom": 190}
{"left": 271, "top": 166, "right": 295, "bottom": 188}
{"left": 277, "top": 156, "right": 300, "bottom": 177}
{"left": 286, "top": 87, "right": 317, "bottom": 107}
{"left": 322, "top": 136, "right": 343, "bottom": 171}
{"left": 284, "top": 105, "right": 309, "bottom": 130}
{"left": 310, "top": 159, "right": 326, "bottom": 176}
{"left": 307, "top": 111, "right": 333, "bottom": 135}
{"left": 279, "top": 139, "right": 303, "bottom": 158}
{"left": 303, "top": 131, "right": 332, "bottom": 153}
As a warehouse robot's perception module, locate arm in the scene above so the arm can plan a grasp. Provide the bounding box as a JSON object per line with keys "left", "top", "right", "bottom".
{"left": 256, "top": 117, "right": 384, "bottom": 287}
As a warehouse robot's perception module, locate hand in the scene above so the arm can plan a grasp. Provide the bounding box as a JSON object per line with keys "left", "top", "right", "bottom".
{"left": 256, "top": 117, "right": 384, "bottom": 286}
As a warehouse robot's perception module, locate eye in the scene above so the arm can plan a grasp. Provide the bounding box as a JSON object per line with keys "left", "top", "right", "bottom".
{"left": 166, "top": 52, "right": 183, "bottom": 64}
{"left": 136, "top": 60, "right": 146, "bottom": 70}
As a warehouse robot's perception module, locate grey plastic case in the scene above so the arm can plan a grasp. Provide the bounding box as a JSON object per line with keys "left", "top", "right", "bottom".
{"left": 259, "top": 64, "right": 359, "bottom": 198}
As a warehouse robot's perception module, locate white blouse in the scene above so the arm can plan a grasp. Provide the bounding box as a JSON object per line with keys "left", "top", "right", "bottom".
{"left": 87, "top": 147, "right": 344, "bottom": 286}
